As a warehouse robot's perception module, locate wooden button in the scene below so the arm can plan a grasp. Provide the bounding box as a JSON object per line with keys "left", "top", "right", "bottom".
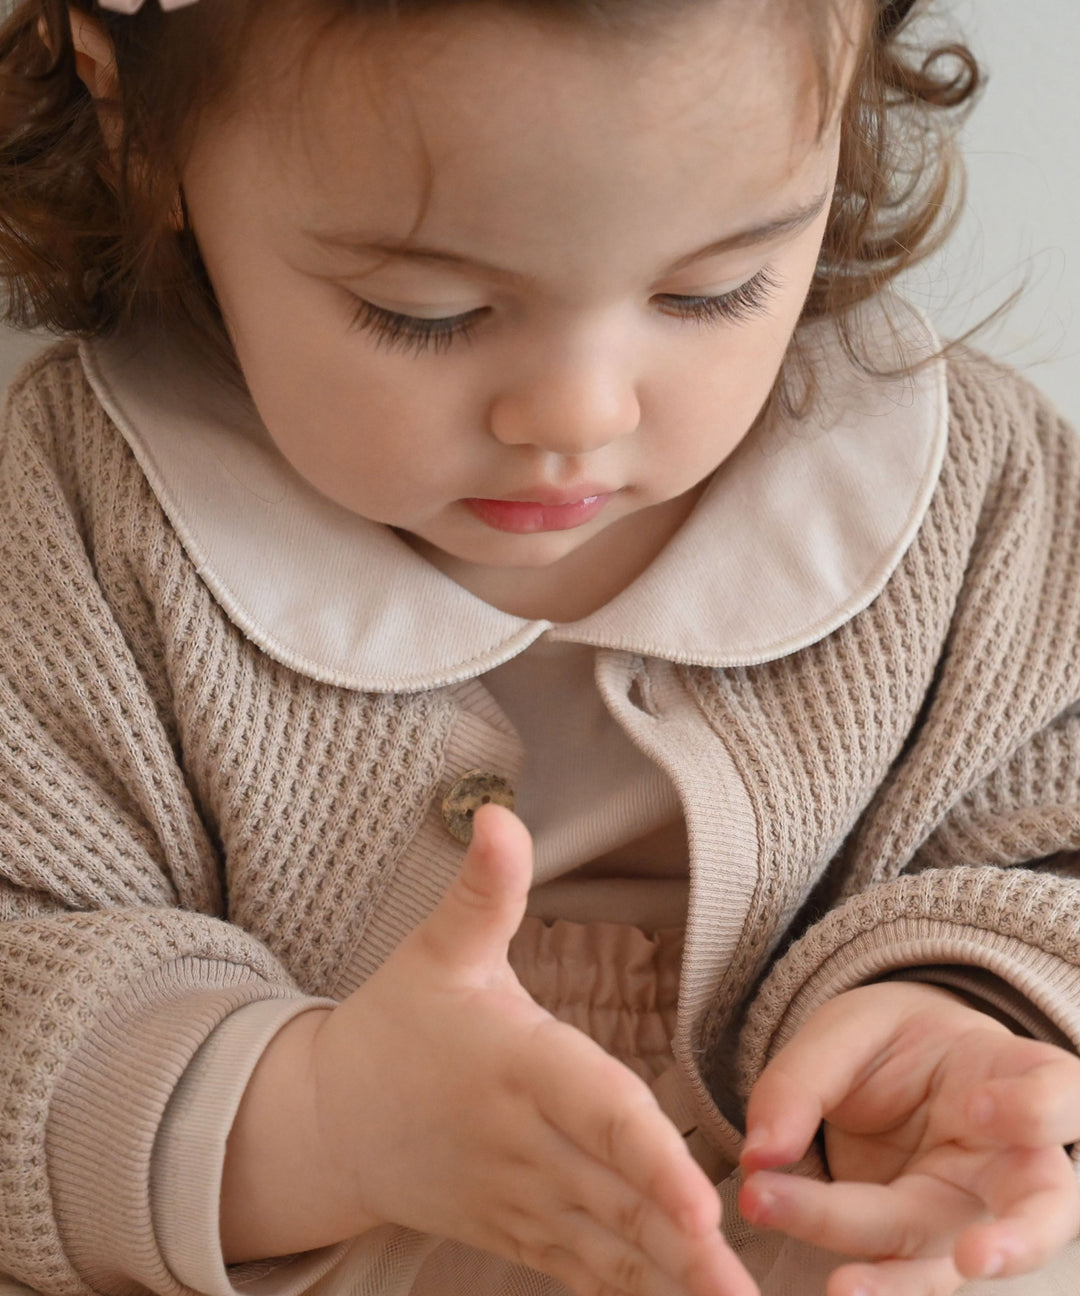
{"left": 441, "top": 770, "right": 516, "bottom": 845}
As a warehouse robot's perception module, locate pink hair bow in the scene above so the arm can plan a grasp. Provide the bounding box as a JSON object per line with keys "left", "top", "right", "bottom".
{"left": 97, "top": 0, "right": 200, "bottom": 11}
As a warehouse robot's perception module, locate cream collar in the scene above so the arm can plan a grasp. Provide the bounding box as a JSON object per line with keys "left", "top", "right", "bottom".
{"left": 82, "top": 299, "right": 946, "bottom": 693}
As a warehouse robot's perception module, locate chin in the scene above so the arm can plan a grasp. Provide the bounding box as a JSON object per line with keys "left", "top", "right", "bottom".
{"left": 470, "top": 536, "right": 591, "bottom": 570}
{"left": 404, "top": 526, "right": 586, "bottom": 571}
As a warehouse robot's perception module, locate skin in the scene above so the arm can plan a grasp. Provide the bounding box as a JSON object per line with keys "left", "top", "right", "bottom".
{"left": 69, "top": 3, "right": 1080, "bottom": 1295}
{"left": 738, "top": 986, "right": 1080, "bottom": 1296}
{"left": 179, "top": 3, "right": 842, "bottom": 620}
{"left": 220, "top": 805, "right": 758, "bottom": 1296}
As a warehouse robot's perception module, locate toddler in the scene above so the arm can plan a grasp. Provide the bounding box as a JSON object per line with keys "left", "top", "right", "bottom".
{"left": 1, "top": 1, "right": 1080, "bottom": 1295}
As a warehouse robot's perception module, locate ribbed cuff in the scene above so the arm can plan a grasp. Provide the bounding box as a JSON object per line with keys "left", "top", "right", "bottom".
{"left": 152, "top": 999, "right": 345, "bottom": 1296}
{"left": 744, "top": 916, "right": 1080, "bottom": 1081}
{"left": 48, "top": 957, "right": 315, "bottom": 1296}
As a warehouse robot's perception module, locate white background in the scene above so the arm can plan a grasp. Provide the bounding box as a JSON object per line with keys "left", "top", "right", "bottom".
{"left": 903, "top": 1, "right": 1080, "bottom": 424}
{"left": 2, "top": 1, "right": 1078, "bottom": 423}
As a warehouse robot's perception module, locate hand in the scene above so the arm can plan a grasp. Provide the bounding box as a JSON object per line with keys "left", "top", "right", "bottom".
{"left": 225, "top": 804, "right": 756, "bottom": 1296}
{"left": 737, "top": 982, "right": 1080, "bottom": 1296}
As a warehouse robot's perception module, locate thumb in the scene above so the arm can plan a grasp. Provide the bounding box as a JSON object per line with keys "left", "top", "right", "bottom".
{"left": 741, "top": 1001, "right": 878, "bottom": 1173}
{"left": 741, "top": 1058, "right": 827, "bottom": 1175}
{"left": 413, "top": 803, "right": 533, "bottom": 979}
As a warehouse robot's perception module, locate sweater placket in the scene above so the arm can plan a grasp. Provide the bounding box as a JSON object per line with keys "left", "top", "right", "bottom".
{"left": 596, "top": 651, "right": 762, "bottom": 1165}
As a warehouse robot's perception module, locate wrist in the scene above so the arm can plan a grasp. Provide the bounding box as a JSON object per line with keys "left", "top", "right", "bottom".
{"left": 870, "top": 977, "right": 1018, "bottom": 1027}
{"left": 872, "top": 979, "right": 984, "bottom": 1010}
{"left": 812, "top": 980, "right": 1014, "bottom": 1042}
{"left": 220, "top": 1006, "right": 380, "bottom": 1262}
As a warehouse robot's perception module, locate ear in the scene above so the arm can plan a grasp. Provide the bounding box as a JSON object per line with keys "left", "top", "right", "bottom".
{"left": 68, "top": 7, "right": 120, "bottom": 101}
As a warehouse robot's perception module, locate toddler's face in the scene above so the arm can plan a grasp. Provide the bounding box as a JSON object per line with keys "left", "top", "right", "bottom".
{"left": 183, "top": 2, "right": 855, "bottom": 617}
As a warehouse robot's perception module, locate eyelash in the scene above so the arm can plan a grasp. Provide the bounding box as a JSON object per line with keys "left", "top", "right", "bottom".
{"left": 654, "top": 266, "right": 780, "bottom": 326}
{"left": 347, "top": 299, "right": 486, "bottom": 356}
{"left": 346, "top": 265, "right": 779, "bottom": 356}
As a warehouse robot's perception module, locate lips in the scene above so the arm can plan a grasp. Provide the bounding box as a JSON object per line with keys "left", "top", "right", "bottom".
{"left": 462, "top": 492, "right": 612, "bottom": 534}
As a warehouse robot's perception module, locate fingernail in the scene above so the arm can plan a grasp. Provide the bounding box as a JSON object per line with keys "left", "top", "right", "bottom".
{"left": 743, "top": 1172, "right": 788, "bottom": 1226}
{"left": 741, "top": 1129, "right": 776, "bottom": 1170}
{"left": 742, "top": 1129, "right": 770, "bottom": 1156}
{"left": 981, "top": 1239, "right": 1023, "bottom": 1279}
{"left": 746, "top": 1186, "right": 777, "bottom": 1225}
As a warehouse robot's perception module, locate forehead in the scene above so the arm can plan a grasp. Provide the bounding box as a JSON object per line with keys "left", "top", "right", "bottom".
{"left": 201, "top": 3, "right": 853, "bottom": 265}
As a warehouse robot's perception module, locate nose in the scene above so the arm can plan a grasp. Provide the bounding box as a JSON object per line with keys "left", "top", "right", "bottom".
{"left": 488, "top": 352, "right": 641, "bottom": 456}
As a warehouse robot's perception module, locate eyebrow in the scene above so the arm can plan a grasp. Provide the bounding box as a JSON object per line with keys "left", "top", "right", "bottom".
{"left": 305, "top": 189, "right": 833, "bottom": 282}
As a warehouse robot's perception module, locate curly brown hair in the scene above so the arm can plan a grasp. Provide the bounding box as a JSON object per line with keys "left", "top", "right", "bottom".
{"left": 0, "top": 0, "right": 979, "bottom": 391}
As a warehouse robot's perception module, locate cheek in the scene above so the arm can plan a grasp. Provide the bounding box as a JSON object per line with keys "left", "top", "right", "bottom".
{"left": 651, "top": 324, "right": 793, "bottom": 472}
{"left": 686, "top": 243, "right": 823, "bottom": 449}
{"left": 235, "top": 323, "right": 428, "bottom": 467}
{"left": 249, "top": 361, "right": 469, "bottom": 525}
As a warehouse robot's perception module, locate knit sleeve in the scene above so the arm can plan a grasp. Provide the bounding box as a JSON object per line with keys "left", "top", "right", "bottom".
{"left": 735, "top": 864, "right": 1080, "bottom": 1088}
{"left": 0, "top": 351, "right": 331, "bottom": 1296}
{"left": 735, "top": 354, "right": 1080, "bottom": 1096}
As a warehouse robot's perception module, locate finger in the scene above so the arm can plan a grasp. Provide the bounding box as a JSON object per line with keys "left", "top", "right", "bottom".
{"left": 739, "top": 1169, "right": 979, "bottom": 1260}
{"left": 521, "top": 1237, "right": 680, "bottom": 1296}
{"left": 742, "top": 985, "right": 994, "bottom": 1175}
{"left": 742, "top": 1001, "right": 899, "bottom": 1172}
{"left": 532, "top": 1024, "right": 721, "bottom": 1232}
{"left": 412, "top": 803, "right": 533, "bottom": 975}
{"left": 826, "top": 1254, "right": 962, "bottom": 1296}
{"left": 525, "top": 1215, "right": 752, "bottom": 1296}
{"left": 953, "top": 1148, "right": 1080, "bottom": 1280}
{"left": 545, "top": 1225, "right": 702, "bottom": 1296}
{"left": 966, "top": 1046, "right": 1080, "bottom": 1148}
{"left": 569, "top": 1160, "right": 755, "bottom": 1296}
{"left": 742, "top": 1061, "right": 825, "bottom": 1172}
{"left": 481, "top": 1102, "right": 754, "bottom": 1296}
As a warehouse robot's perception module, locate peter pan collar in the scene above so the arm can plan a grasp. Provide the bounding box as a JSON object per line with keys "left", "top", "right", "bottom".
{"left": 81, "top": 296, "right": 947, "bottom": 693}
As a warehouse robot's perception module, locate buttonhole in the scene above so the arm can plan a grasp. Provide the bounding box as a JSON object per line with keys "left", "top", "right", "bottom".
{"left": 628, "top": 674, "right": 657, "bottom": 715}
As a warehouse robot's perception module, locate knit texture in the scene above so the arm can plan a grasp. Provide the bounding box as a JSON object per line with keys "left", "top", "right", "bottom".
{"left": 0, "top": 343, "right": 1079, "bottom": 1296}
{"left": 697, "top": 354, "right": 1080, "bottom": 1091}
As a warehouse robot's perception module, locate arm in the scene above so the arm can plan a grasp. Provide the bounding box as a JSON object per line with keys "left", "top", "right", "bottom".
{"left": 729, "top": 358, "right": 1080, "bottom": 1294}
{"left": 0, "top": 354, "right": 334, "bottom": 1296}
{"left": 0, "top": 353, "right": 755, "bottom": 1296}
{"left": 217, "top": 807, "right": 754, "bottom": 1296}
{"left": 735, "top": 353, "right": 1080, "bottom": 1110}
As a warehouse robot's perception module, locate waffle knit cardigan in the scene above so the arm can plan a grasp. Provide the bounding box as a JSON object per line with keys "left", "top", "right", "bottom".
{"left": 1, "top": 340, "right": 1080, "bottom": 1296}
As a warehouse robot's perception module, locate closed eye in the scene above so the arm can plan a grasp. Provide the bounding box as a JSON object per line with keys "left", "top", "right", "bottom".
{"left": 653, "top": 266, "right": 780, "bottom": 325}
{"left": 347, "top": 298, "right": 488, "bottom": 354}
{"left": 346, "top": 264, "right": 780, "bottom": 355}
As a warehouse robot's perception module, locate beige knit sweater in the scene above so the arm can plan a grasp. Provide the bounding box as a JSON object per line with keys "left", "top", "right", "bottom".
{"left": 1, "top": 340, "right": 1080, "bottom": 1296}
